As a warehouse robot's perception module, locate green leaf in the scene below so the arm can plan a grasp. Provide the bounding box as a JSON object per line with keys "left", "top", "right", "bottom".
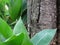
{"left": 13, "top": 17, "right": 28, "bottom": 36}
{"left": 0, "top": 42, "right": 6, "bottom": 45}
{"left": 0, "top": 33, "right": 6, "bottom": 42}
{"left": 21, "top": 37, "right": 33, "bottom": 45}
{"left": 4, "top": 33, "right": 24, "bottom": 45}
{"left": 9, "top": 0, "right": 22, "bottom": 20}
{"left": 0, "top": 18, "right": 13, "bottom": 39}
{"left": 2, "top": 0, "right": 10, "bottom": 3}
{"left": 13, "top": 17, "right": 33, "bottom": 45}
{"left": 22, "top": 0, "right": 27, "bottom": 11}
{"left": 31, "top": 29, "right": 56, "bottom": 45}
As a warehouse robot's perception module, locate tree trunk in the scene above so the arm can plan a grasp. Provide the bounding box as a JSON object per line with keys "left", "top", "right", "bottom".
{"left": 27, "top": 0, "right": 57, "bottom": 45}
{"left": 39, "top": 0, "right": 57, "bottom": 45}
{"left": 27, "top": 0, "right": 40, "bottom": 37}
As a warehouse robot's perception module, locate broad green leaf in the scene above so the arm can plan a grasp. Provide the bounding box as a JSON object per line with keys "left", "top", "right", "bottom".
{"left": 0, "top": 33, "right": 6, "bottom": 42}
{"left": 21, "top": 37, "right": 33, "bottom": 45}
{"left": 3, "top": 0, "right": 10, "bottom": 3}
{"left": 9, "top": 0, "right": 22, "bottom": 20}
{"left": 31, "top": 29, "right": 56, "bottom": 45}
{"left": 0, "top": 42, "right": 6, "bottom": 45}
{"left": 0, "top": 0, "right": 10, "bottom": 6}
{"left": 13, "top": 17, "right": 33, "bottom": 45}
{"left": 0, "top": 18, "right": 13, "bottom": 39}
{"left": 4, "top": 33, "right": 24, "bottom": 45}
{"left": 13, "top": 17, "right": 28, "bottom": 36}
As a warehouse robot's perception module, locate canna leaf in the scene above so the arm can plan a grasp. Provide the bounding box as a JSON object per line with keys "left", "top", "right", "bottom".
{"left": 9, "top": 0, "right": 22, "bottom": 20}
{"left": 0, "top": 42, "right": 6, "bottom": 45}
{"left": 13, "top": 17, "right": 28, "bottom": 36}
{"left": 13, "top": 17, "right": 33, "bottom": 45}
{"left": 4, "top": 33, "right": 24, "bottom": 45}
{"left": 0, "top": 18, "right": 13, "bottom": 39}
{"left": 0, "top": 33, "right": 6, "bottom": 42}
{"left": 31, "top": 29, "right": 56, "bottom": 45}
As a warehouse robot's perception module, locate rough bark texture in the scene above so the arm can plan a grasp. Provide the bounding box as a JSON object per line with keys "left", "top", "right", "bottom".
{"left": 39, "top": 0, "right": 56, "bottom": 29}
{"left": 39, "top": 0, "right": 57, "bottom": 45}
{"left": 27, "top": 0, "right": 57, "bottom": 45}
{"left": 27, "top": 0, "right": 40, "bottom": 37}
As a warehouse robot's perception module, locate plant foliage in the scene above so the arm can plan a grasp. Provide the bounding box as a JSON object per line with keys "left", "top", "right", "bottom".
{"left": 0, "top": 18, "right": 56, "bottom": 45}
{"left": 0, "top": 0, "right": 56, "bottom": 45}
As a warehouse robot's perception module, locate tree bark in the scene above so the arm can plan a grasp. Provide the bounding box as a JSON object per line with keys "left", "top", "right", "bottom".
{"left": 39, "top": 0, "right": 57, "bottom": 45}
{"left": 27, "top": 0, "right": 57, "bottom": 45}
{"left": 27, "top": 0, "right": 40, "bottom": 37}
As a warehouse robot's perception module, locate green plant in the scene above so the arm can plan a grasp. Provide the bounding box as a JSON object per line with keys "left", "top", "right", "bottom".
{"left": 0, "top": 0, "right": 56, "bottom": 45}
{"left": 0, "top": 17, "right": 56, "bottom": 45}
{"left": 0, "top": 0, "right": 27, "bottom": 25}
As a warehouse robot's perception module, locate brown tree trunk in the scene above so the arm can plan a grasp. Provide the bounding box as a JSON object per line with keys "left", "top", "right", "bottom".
{"left": 27, "top": 0, "right": 57, "bottom": 45}
{"left": 27, "top": 0, "right": 40, "bottom": 37}
{"left": 39, "top": 0, "right": 57, "bottom": 45}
